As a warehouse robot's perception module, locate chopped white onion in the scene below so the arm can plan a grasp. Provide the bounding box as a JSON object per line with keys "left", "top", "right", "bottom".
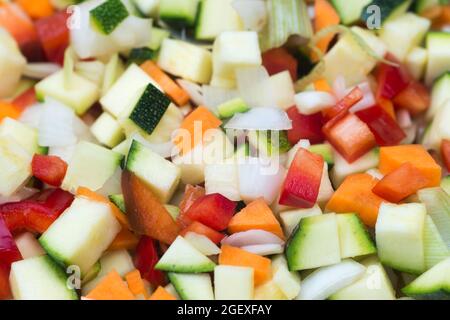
{"left": 348, "top": 82, "right": 376, "bottom": 112}
{"left": 225, "top": 107, "right": 292, "bottom": 130}
{"left": 38, "top": 99, "right": 77, "bottom": 147}
{"left": 308, "top": 4, "right": 316, "bottom": 19}
{"left": 110, "top": 15, "right": 152, "bottom": 49}
{"left": 238, "top": 157, "right": 286, "bottom": 204}
{"left": 401, "top": 124, "right": 417, "bottom": 145}
{"left": 333, "top": 76, "right": 347, "bottom": 100}
{"left": 48, "top": 145, "right": 76, "bottom": 163}
{"left": 295, "top": 91, "right": 336, "bottom": 115}
{"left": 205, "top": 160, "right": 241, "bottom": 201}
{"left": 236, "top": 66, "right": 277, "bottom": 108}
{"left": 0, "top": 187, "right": 39, "bottom": 205}
{"left": 176, "top": 79, "right": 204, "bottom": 106}
{"left": 232, "top": 0, "right": 268, "bottom": 31}
{"left": 19, "top": 103, "right": 43, "bottom": 129}
{"left": 396, "top": 109, "right": 412, "bottom": 128}
{"left": 73, "top": 116, "right": 97, "bottom": 143}
{"left": 129, "top": 133, "right": 176, "bottom": 158}
{"left": 70, "top": 0, "right": 152, "bottom": 59}
{"left": 296, "top": 260, "right": 366, "bottom": 300}
{"left": 97, "top": 167, "right": 123, "bottom": 197}
{"left": 184, "top": 232, "right": 221, "bottom": 256}
{"left": 23, "top": 63, "right": 61, "bottom": 79}
{"left": 202, "top": 85, "right": 238, "bottom": 113}
{"left": 221, "top": 230, "right": 285, "bottom": 247}
{"left": 286, "top": 139, "right": 311, "bottom": 167}
{"left": 366, "top": 169, "right": 384, "bottom": 180}
{"left": 241, "top": 244, "right": 284, "bottom": 256}
{"left": 317, "top": 163, "right": 334, "bottom": 204}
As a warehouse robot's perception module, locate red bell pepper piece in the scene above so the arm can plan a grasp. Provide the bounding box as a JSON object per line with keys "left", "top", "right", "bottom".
{"left": 323, "top": 87, "right": 363, "bottom": 122}
{"left": 372, "top": 162, "right": 429, "bottom": 203}
{"left": 180, "top": 221, "right": 226, "bottom": 244}
{"left": 0, "top": 215, "right": 22, "bottom": 267}
{"left": 12, "top": 88, "right": 37, "bottom": 112}
{"left": 323, "top": 113, "right": 377, "bottom": 163}
{"left": 376, "top": 59, "right": 410, "bottom": 100}
{"left": 279, "top": 148, "right": 324, "bottom": 208}
{"left": 393, "top": 81, "right": 431, "bottom": 115}
{"left": 185, "top": 194, "right": 237, "bottom": 231}
{"left": 262, "top": 47, "right": 298, "bottom": 81}
{"left": 286, "top": 106, "right": 325, "bottom": 145}
{"left": 441, "top": 140, "right": 450, "bottom": 172}
{"left": 32, "top": 154, "right": 68, "bottom": 187}
{"left": 177, "top": 185, "right": 205, "bottom": 228}
{"left": 0, "top": 189, "right": 73, "bottom": 234}
{"left": 35, "top": 11, "right": 70, "bottom": 65}
{"left": 356, "top": 105, "right": 406, "bottom": 146}
{"left": 0, "top": 263, "right": 12, "bottom": 300}
{"left": 0, "top": 215, "right": 22, "bottom": 300}
{"left": 43, "top": 188, "right": 75, "bottom": 216}
{"left": 134, "top": 236, "right": 166, "bottom": 287}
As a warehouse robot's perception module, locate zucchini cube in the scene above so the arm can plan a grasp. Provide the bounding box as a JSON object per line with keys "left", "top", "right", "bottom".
{"left": 158, "top": 39, "right": 213, "bottom": 84}
{"left": 212, "top": 31, "right": 262, "bottom": 88}
{"left": 90, "top": 0, "right": 129, "bottom": 35}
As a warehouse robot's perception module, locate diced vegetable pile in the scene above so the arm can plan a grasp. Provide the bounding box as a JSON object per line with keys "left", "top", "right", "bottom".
{"left": 1, "top": 0, "right": 450, "bottom": 301}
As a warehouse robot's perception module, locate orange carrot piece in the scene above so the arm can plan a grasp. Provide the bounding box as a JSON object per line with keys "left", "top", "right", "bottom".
{"left": 372, "top": 162, "right": 429, "bottom": 203}
{"left": 379, "top": 145, "right": 442, "bottom": 187}
{"left": 140, "top": 61, "right": 190, "bottom": 106}
{"left": 313, "top": 0, "right": 340, "bottom": 61}
{"left": 219, "top": 245, "right": 271, "bottom": 286}
{"left": 228, "top": 198, "right": 285, "bottom": 240}
{"left": 326, "top": 173, "right": 385, "bottom": 227}
{"left": 108, "top": 228, "right": 139, "bottom": 251}
{"left": 313, "top": 78, "right": 333, "bottom": 93}
{"left": 122, "top": 171, "right": 180, "bottom": 245}
{"left": 174, "top": 106, "right": 222, "bottom": 155}
{"left": 125, "top": 270, "right": 149, "bottom": 299}
{"left": 148, "top": 286, "right": 177, "bottom": 300}
{"left": 0, "top": 102, "right": 21, "bottom": 122}
{"left": 16, "top": 0, "right": 54, "bottom": 19}
{"left": 76, "top": 187, "right": 130, "bottom": 228}
{"left": 86, "top": 270, "right": 135, "bottom": 300}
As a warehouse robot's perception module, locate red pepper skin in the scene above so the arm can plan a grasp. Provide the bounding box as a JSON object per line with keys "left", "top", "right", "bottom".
{"left": 441, "top": 140, "right": 450, "bottom": 172}
{"left": 262, "top": 47, "right": 298, "bottom": 81}
{"left": 279, "top": 148, "right": 324, "bottom": 208}
{"left": 0, "top": 215, "right": 22, "bottom": 267}
{"left": 323, "top": 87, "right": 363, "bottom": 122}
{"left": 35, "top": 11, "right": 70, "bottom": 65}
{"left": 323, "top": 113, "right": 377, "bottom": 163}
{"left": 0, "top": 263, "right": 12, "bottom": 300}
{"left": 0, "top": 215, "right": 22, "bottom": 300}
{"left": 0, "top": 189, "right": 73, "bottom": 234}
{"left": 32, "top": 154, "right": 68, "bottom": 187}
{"left": 376, "top": 61, "right": 410, "bottom": 100}
{"left": 134, "top": 236, "right": 166, "bottom": 287}
{"left": 177, "top": 185, "right": 205, "bottom": 228}
{"left": 393, "top": 81, "right": 431, "bottom": 115}
{"left": 356, "top": 105, "right": 406, "bottom": 146}
{"left": 185, "top": 194, "right": 237, "bottom": 231}
{"left": 12, "top": 88, "right": 37, "bottom": 112}
{"left": 287, "top": 106, "right": 325, "bottom": 145}
{"left": 43, "top": 188, "right": 74, "bottom": 216}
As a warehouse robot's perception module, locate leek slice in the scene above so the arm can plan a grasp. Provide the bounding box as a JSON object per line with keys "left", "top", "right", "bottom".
{"left": 259, "top": 0, "right": 313, "bottom": 51}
